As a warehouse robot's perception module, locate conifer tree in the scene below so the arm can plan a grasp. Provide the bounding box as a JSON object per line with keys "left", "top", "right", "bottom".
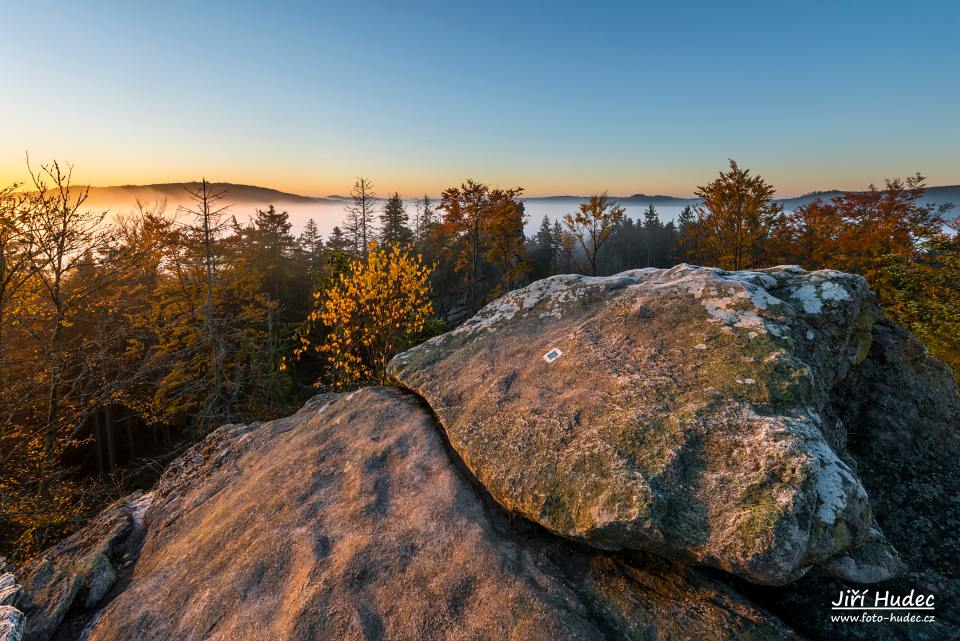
{"left": 299, "top": 218, "right": 324, "bottom": 272}
{"left": 642, "top": 204, "right": 663, "bottom": 267}
{"left": 675, "top": 205, "right": 697, "bottom": 263}
{"left": 379, "top": 192, "right": 413, "bottom": 246}
{"left": 528, "top": 215, "right": 556, "bottom": 279}
{"left": 345, "top": 177, "right": 377, "bottom": 256}
{"left": 326, "top": 226, "right": 350, "bottom": 251}
{"left": 413, "top": 194, "right": 435, "bottom": 242}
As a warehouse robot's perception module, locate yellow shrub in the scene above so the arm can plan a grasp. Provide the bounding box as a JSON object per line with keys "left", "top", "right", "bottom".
{"left": 297, "top": 243, "right": 433, "bottom": 388}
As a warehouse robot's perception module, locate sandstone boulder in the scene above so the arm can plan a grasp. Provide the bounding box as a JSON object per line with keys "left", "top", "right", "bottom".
{"left": 388, "top": 264, "right": 899, "bottom": 585}
{"left": 82, "top": 387, "right": 800, "bottom": 641}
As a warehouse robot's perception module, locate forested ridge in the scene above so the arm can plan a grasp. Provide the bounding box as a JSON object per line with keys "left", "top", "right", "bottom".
{"left": 1, "top": 159, "right": 956, "bottom": 563}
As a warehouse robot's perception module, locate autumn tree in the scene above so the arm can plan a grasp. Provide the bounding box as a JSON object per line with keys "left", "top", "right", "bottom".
{"left": 438, "top": 180, "right": 489, "bottom": 311}
{"left": 437, "top": 180, "right": 526, "bottom": 311}
{"left": 780, "top": 174, "right": 955, "bottom": 377}
{"left": 296, "top": 243, "right": 433, "bottom": 388}
{"left": 101, "top": 203, "right": 180, "bottom": 416}
{"left": 484, "top": 190, "right": 528, "bottom": 295}
{"left": 693, "top": 160, "right": 784, "bottom": 270}
{"left": 0, "top": 159, "right": 142, "bottom": 556}
{"left": 0, "top": 184, "right": 40, "bottom": 394}
{"left": 878, "top": 232, "right": 960, "bottom": 379}
{"left": 23, "top": 160, "right": 146, "bottom": 500}
{"left": 561, "top": 193, "right": 626, "bottom": 275}
{"left": 785, "top": 174, "right": 949, "bottom": 288}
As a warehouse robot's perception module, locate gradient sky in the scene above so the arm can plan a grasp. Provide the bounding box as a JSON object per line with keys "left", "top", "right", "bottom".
{"left": 1, "top": 1, "right": 958, "bottom": 197}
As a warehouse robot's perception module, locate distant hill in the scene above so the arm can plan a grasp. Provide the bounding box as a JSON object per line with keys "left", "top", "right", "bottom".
{"left": 80, "top": 182, "right": 341, "bottom": 207}
{"left": 69, "top": 182, "right": 960, "bottom": 234}
{"left": 80, "top": 182, "right": 960, "bottom": 210}
{"left": 530, "top": 185, "right": 960, "bottom": 216}
{"left": 528, "top": 194, "right": 695, "bottom": 206}
{"left": 776, "top": 185, "right": 960, "bottom": 214}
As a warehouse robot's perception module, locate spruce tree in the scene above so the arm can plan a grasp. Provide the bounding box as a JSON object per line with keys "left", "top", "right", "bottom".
{"left": 299, "top": 218, "right": 323, "bottom": 255}
{"left": 326, "top": 226, "right": 351, "bottom": 251}
{"left": 642, "top": 204, "right": 663, "bottom": 267}
{"left": 345, "top": 177, "right": 377, "bottom": 256}
{"left": 379, "top": 192, "right": 413, "bottom": 246}
{"left": 529, "top": 215, "right": 556, "bottom": 279}
{"left": 299, "top": 218, "right": 324, "bottom": 273}
{"left": 414, "top": 195, "right": 435, "bottom": 242}
{"left": 675, "top": 205, "right": 697, "bottom": 263}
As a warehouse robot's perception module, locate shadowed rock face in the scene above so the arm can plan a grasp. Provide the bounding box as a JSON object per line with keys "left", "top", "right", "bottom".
{"left": 739, "top": 318, "right": 960, "bottom": 641}
{"left": 388, "top": 264, "right": 900, "bottom": 585}
{"left": 0, "top": 605, "right": 24, "bottom": 641}
{"left": 14, "top": 494, "right": 149, "bottom": 641}
{"left": 79, "top": 388, "right": 800, "bottom": 641}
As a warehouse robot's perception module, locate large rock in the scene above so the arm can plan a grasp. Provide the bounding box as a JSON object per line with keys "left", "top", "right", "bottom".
{"left": 83, "top": 387, "right": 800, "bottom": 641}
{"left": 388, "top": 264, "right": 900, "bottom": 585}
{"left": 0, "top": 561, "right": 23, "bottom": 641}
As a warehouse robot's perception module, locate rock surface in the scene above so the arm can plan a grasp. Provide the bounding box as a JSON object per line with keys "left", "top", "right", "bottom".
{"left": 0, "top": 574, "right": 20, "bottom": 607}
{"left": 727, "top": 318, "right": 960, "bottom": 641}
{"left": 0, "top": 606, "right": 24, "bottom": 641}
{"left": 388, "top": 265, "right": 899, "bottom": 585}
{"left": 834, "top": 318, "right": 960, "bottom": 611}
{"left": 81, "top": 387, "right": 800, "bottom": 641}
{"left": 16, "top": 493, "right": 151, "bottom": 641}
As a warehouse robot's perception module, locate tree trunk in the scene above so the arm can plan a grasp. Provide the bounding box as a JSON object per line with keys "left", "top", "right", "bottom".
{"left": 94, "top": 411, "right": 104, "bottom": 476}
{"left": 40, "top": 363, "right": 60, "bottom": 500}
{"left": 123, "top": 406, "right": 135, "bottom": 463}
{"left": 105, "top": 404, "right": 116, "bottom": 472}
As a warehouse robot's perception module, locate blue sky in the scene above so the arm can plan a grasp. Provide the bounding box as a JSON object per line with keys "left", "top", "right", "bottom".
{"left": 1, "top": 0, "right": 957, "bottom": 196}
